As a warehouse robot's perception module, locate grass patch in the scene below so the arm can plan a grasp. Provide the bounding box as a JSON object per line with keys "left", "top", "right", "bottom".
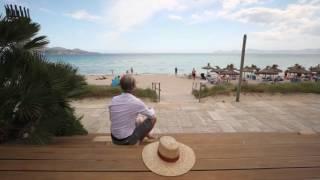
{"left": 134, "top": 88, "right": 158, "bottom": 100}
{"left": 192, "top": 83, "right": 234, "bottom": 98}
{"left": 193, "top": 82, "right": 320, "bottom": 98}
{"left": 241, "top": 82, "right": 320, "bottom": 94}
{"left": 70, "top": 85, "right": 157, "bottom": 101}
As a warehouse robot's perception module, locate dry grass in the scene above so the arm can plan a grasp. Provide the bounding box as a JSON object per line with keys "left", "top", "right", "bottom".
{"left": 193, "top": 82, "right": 320, "bottom": 98}
{"left": 70, "top": 85, "right": 158, "bottom": 101}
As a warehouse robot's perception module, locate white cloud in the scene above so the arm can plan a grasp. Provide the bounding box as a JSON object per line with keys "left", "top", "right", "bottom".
{"left": 105, "top": 0, "right": 182, "bottom": 32}
{"left": 218, "top": 0, "right": 263, "bottom": 16}
{"left": 217, "top": 0, "right": 320, "bottom": 49}
{"left": 39, "top": 7, "right": 56, "bottom": 15}
{"left": 188, "top": 0, "right": 264, "bottom": 23}
{"left": 221, "top": 0, "right": 259, "bottom": 11}
{"left": 67, "top": 10, "right": 101, "bottom": 22}
{"left": 168, "top": 14, "right": 183, "bottom": 21}
{"left": 228, "top": 2, "right": 320, "bottom": 40}
{"left": 190, "top": 10, "right": 215, "bottom": 23}
{"left": 104, "top": 0, "right": 219, "bottom": 31}
{"left": 62, "top": 0, "right": 320, "bottom": 50}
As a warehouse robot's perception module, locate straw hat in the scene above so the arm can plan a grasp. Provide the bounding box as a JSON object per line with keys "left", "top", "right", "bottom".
{"left": 142, "top": 136, "right": 196, "bottom": 176}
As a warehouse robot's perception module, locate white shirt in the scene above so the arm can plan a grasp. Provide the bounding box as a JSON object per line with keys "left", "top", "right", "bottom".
{"left": 108, "top": 93, "right": 155, "bottom": 139}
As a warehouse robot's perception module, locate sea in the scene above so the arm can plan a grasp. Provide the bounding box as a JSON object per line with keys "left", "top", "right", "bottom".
{"left": 46, "top": 53, "right": 320, "bottom": 75}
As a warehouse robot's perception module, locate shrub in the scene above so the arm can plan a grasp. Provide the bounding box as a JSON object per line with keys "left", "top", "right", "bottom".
{"left": 71, "top": 84, "right": 158, "bottom": 101}
{"left": 0, "top": 49, "right": 87, "bottom": 144}
{"left": 192, "top": 83, "right": 233, "bottom": 98}
{"left": 193, "top": 82, "right": 320, "bottom": 98}
{"left": 241, "top": 82, "right": 320, "bottom": 94}
{"left": 0, "top": 15, "right": 87, "bottom": 144}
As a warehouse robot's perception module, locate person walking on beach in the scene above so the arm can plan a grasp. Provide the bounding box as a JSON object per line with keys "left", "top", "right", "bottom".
{"left": 130, "top": 67, "right": 134, "bottom": 74}
{"left": 109, "top": 75, "right": 157, "bottom": 145}
{"left": 192, "top": 68, "right": 196, "bottom": 80}
{"left": 175, "top": 67, "right": 178, "bottom": 76}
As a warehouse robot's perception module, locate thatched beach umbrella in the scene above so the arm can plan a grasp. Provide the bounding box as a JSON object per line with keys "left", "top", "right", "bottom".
{"left": 224, "top": 64, "right": 239, "bottom": 71}
{"left": 210, "top": 66, "right": 223, "bottom": 74}
{"left": 221, "top": 64, "right": 239, "bottom": 76}
{"left": 250, "top": 64, "right": 260, "bottom": 72}
{"left": 256, "top": 65, "right": 281, "bottom": 75}
{"left": 257, "top": 65, "right": 282, "bottom": 81}
{"left": 202, "top": 63, "right": 213, "bottom": 73}
{"left": 310, "top": 64, "right": 320, "bottom": 74}
{"left": 287, "top": 64, "right": 310, "bottom": 75}
{"left": 271, "top": 64, "right": 282, "bottom": 73}
{"left": 242, "top": 64, "right": 260, "bottom": 79}
{"left": 243, "top": 64, "right": 259, "bottom": 72}
{"left": 243, "top": 66, "right": 255, "bottom": 73}
{"left": 220, "top": 69, "right": 240, "bottom": 75}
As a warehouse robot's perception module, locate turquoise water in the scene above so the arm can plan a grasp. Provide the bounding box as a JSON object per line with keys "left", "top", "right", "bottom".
{"left": 46, "top": 53, "right": 320, "bottom": 75}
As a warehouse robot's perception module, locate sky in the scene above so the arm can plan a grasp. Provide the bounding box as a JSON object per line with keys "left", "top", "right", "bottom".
{"left": 1, "top": 0, "right": 320, "bottom": 53}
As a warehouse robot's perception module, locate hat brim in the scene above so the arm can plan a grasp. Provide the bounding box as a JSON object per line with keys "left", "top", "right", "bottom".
{"left": 142, "top": 141, "right": 196, "bottom": 176}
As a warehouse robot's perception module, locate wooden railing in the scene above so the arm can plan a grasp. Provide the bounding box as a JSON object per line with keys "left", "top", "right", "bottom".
{"left": 192, "top": 81, "right": 205, "bottom": 103}
{"left": 151, "top": 82, "right": 161, "bottom": 102}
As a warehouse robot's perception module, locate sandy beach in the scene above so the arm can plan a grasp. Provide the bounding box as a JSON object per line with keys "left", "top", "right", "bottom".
{"left": 70, "top": 74, "right": 320, "bottom": 134}
{"left": 85, "top": 74, "right": 200, "bottom": 102}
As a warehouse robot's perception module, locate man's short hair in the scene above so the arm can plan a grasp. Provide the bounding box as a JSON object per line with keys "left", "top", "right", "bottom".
{"left": 120, "top": 75, "right": 136, "bottom": 92}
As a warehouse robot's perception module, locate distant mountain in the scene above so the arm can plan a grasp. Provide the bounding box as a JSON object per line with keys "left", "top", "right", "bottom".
{"left": 213, "top": 49, "right": 320, "bottom": 54}
{"left": 43, "top": 47, "right": 101, "bottom": 55}
{"left": 43, "top": 47, "right": 320, "bottom": 55}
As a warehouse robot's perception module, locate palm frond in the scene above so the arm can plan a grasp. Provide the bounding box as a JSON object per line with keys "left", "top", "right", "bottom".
{"left": 23, "top": 36, "right": 49, "bottom": 50}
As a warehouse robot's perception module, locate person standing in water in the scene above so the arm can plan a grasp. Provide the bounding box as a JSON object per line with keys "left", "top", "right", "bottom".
{"left": 175, "top": 67, "right": 178, "bottom": 76}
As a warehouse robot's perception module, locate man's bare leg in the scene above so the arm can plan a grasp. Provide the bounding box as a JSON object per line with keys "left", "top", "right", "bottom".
{"left": 136, "top": 115, "right": 157, "bottom": 140}
{"left": 146, "top": 118, "right": 157, "bottom": 139}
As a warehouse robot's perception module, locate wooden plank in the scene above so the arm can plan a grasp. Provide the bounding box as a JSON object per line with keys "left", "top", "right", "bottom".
{"left": 5, "top": 137, "right": 320, "bottom": 149}
{"left": 0, "top": 155, "right": 320, "bottom": 171}
{"left": 48, "top": 133, "right": 320, "bottom": 145}
{"left": 0, "top": 133, "right": 320, "bottom": 180}
{"left": 50, "top": 133, "right": 320, "bottom": 145}
{"left": 1, "top": 143, "right": 320, "bottom": 160}
{"left": 1, "top": 168, "right": 320, "bottom": 180}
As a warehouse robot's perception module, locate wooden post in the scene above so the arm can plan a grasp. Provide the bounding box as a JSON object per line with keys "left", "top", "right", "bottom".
{"left": 199, "top": 82, "right": 201, "bottom": 103}
{"left": 236, "top": 34, "right": 247, "bottom": 102}
{"left": 158, "top": 82, "right": 160, "bottom": 102}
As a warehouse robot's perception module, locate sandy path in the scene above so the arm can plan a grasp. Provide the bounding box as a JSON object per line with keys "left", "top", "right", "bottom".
{"left": 75, "top": 74, "right": 320, "bottom": 134}
{"left": 86, "top": 74, "right": 199, "bottom": 103}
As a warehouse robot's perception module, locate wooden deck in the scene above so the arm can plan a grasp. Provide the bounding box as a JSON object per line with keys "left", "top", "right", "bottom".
{"left": 0, "top": 133, "right": 320, "bottom": 179}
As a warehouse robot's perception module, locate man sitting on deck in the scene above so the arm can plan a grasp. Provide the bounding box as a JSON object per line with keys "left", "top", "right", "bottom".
{"left": 109, "top": 75, "right": 157, "bottom": 145}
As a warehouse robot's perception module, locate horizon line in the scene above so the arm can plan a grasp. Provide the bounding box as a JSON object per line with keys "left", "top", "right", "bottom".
{"left": 47, "top": 46, "right": 320, "bottom": 54}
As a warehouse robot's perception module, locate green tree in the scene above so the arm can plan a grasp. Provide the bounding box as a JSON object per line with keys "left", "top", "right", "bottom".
{"left": 0, "top": 16, "right": 48, "bottom": 52}
{"left": 0, "top": 13, "right": 87, "bottom": 144}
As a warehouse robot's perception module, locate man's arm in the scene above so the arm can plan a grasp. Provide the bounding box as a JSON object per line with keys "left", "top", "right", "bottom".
{"left": 135, "top": 100, "right": 156, "bottom": 119}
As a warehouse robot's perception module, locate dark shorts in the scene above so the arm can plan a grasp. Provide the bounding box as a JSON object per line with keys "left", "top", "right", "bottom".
{"left": 111, "top": 118, "right": 153, "bottom": 145}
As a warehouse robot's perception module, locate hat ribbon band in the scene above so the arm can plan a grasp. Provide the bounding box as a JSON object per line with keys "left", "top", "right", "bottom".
{"left": 157, "top": 151, "right": 180, "bottom": 163}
